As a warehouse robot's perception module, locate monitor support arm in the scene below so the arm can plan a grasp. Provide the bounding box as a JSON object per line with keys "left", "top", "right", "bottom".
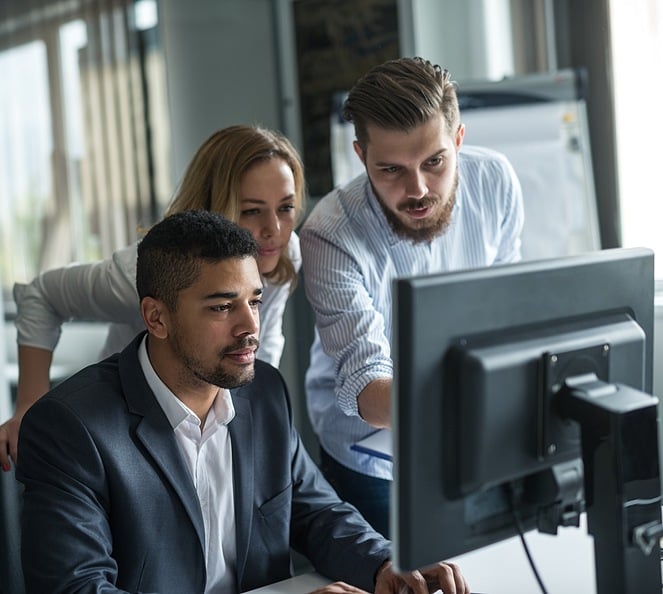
{"left": 558, "top": 373, "right": 662, "bottom": 594}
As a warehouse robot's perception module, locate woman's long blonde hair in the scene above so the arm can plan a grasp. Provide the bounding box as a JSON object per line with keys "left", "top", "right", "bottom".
{"left": 165, "top": 125, "right": 306, "bottom": 286}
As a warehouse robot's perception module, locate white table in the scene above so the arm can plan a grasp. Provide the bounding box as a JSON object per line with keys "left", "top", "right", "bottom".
{"left": 244, "top": 572, "right": 331, "bottom": 593}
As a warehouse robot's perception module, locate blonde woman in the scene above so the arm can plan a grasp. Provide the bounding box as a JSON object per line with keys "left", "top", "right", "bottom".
{"left": 1, "top": 125, "right": 305, "bottom": 470}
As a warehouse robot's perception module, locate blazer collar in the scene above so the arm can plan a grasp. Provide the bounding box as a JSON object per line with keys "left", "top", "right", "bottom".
{"left": 118, "top": 334, "right": 206, "bottom": 552}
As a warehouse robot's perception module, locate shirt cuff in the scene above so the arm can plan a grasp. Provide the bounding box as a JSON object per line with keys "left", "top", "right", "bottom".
{"left": 337, "top": 364, "right": 392, "bottom": 416}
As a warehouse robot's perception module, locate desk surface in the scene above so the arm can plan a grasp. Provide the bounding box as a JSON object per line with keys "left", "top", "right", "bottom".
{"left": 246, "top": 513, "right": 663, "bottom": 593}
{"left": 245, "top": 520, "right": 597, "bottom": 594}
{"left": 244, "top": 572, "right": 331, "bottom": 593}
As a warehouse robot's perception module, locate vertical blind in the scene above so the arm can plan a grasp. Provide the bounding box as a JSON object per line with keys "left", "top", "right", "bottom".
{"left": 0, "top": 0, "right": 171, "bottom": 296}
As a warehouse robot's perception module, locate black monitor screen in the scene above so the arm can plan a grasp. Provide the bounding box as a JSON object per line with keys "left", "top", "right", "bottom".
{"left": 391, "top": 247, "right": 657, "bottom": 574}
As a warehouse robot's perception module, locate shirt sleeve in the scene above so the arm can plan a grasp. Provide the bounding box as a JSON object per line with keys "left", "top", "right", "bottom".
{"left": 301, "top": 222, "right": 392, "bottom": 417}
{"left": 13, "top": 243, "right": 140, "bottom": 351}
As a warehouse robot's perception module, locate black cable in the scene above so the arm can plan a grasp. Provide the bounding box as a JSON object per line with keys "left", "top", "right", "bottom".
{"left": 509, "top": 483, "right": 549, "bottom": 594}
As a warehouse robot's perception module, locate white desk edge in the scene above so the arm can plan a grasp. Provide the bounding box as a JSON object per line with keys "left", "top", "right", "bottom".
{"left": 244, "top": 572, "right": 332, "bottom": 593}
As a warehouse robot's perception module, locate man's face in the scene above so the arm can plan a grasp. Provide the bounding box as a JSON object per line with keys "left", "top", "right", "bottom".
{"left": 355, "top": 114, "right": 464, "bottom": 243}
{"left": 167, "top": 257, "right": 263, "bottom": 390}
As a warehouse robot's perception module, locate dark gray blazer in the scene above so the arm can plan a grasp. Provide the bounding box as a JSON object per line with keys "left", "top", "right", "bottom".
{"left": 16, "top": 333, "right": 390, "bottom": 593}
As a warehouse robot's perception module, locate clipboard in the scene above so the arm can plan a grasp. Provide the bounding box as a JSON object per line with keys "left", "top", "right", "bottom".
{"left": 350, "top": 429, "right": 393, "bottom": 461}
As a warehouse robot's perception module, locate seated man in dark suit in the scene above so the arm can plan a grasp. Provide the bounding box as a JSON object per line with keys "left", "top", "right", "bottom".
{"left": 16, "top": 210, "right": 469, "bottom": 594}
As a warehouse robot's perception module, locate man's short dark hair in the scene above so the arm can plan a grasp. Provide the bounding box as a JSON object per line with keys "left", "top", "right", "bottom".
{"left": 136, "top": 209, "right": 259, "bottom": 309}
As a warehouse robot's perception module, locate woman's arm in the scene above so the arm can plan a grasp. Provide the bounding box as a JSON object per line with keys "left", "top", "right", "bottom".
{"left": 2, "top": 243, "right": 140, "bottom": 471}
{"left": 0, "top": 346, "right": 52, "bottom": 470}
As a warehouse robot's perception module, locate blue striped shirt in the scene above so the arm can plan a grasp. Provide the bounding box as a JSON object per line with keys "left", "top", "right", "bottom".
{"left": 300, "top": 145, "right": 525, "bottom": 479}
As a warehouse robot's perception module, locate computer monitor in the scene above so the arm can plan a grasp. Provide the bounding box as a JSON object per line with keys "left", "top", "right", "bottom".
{"left": 391, "top": 247, "right": 662, "bottom": 594}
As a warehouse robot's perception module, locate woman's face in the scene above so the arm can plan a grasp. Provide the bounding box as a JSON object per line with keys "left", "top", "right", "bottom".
{"left": 237, "top": 157, "right": 297, "bottom": 275}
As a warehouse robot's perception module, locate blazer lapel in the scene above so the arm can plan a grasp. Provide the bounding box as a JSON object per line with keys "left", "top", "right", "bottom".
{"left": 118, "top": 336, "right": 206, "bottom": 553}
{"left": 228, "top": 392, "right": 254, "bottom": 585}
{"left": 134, "top": 414, "right": 205, "bottom": 548}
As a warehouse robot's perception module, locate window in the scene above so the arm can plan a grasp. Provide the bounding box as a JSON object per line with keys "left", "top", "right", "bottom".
{"left": 0, "top": 40, "right": 53, "bottom": 292}
{"left": 0, "top": 0, "right": 171, "bottom": 302}
{"left": 609, "top": 0, "right": 663, "bottom": 279}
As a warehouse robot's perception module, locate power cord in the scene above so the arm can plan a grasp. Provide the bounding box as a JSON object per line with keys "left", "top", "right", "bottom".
{"left": 509, "top": 482, "right": 549, "bottom": 594}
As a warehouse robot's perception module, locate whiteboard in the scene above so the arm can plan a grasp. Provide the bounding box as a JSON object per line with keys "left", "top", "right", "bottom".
{"left": 457, "top": 69, "right": 600, "bottom": 260}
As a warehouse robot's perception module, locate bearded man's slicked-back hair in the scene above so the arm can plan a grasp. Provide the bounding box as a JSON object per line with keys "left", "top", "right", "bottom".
{"left": 343, "top": 56, "right": 460, "bottom": 150}
{"left": 136, "top": 210, "right": 258, "bottom": 310}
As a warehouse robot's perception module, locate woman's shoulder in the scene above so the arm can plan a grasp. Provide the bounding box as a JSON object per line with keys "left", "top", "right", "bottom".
{"left": 287, "top": 231, "right": 302, "bottom": 271}
{"left": 111, "top": 241, "right": 140, "bottom": 276}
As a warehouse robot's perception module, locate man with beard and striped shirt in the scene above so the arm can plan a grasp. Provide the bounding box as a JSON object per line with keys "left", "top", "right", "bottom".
{"left": 301, "top": 57, "right": 525, "bottom": 538}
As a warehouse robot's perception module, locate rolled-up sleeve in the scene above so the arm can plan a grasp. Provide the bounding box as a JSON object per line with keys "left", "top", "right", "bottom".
{"left": 14, "top": 244, "right": 140, "bottom": 351}
{"left": 301, "top": 223, "right": 392, "bottom": 417}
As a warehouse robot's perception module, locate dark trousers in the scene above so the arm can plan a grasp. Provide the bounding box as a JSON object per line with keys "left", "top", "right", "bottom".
{"left": 319, "top": 447, "right": 390, "bottom": 538}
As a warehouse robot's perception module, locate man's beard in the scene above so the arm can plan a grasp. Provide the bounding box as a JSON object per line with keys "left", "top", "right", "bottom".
{"left": 173, "top": 334, "right": 260, "bottom": 390}
{"left": 374, "top": 169, "right": 458, "bottom": 244}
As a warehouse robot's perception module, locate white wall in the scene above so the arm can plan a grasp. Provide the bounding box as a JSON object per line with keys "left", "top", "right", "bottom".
{"left": 398, "top": 0, "right": 514, "bottom": 80}
{"left": 158, "top": 0, "right": 282, "bottom": 179}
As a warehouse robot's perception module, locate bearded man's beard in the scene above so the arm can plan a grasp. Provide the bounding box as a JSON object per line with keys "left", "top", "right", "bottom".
{"left": 375, "top": 169, "right": 458, "bottom": 244}
{"left": 171, "top": 334, "right": 260, "bottom": 390}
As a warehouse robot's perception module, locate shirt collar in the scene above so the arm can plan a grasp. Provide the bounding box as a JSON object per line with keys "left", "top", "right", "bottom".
{"left": 137, "top": 335, "right": 235, "bottom": 430}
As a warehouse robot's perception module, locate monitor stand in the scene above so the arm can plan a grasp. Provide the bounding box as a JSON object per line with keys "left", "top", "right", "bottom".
{"left": 559, "top": 374, "right": 663, "bottom": 594}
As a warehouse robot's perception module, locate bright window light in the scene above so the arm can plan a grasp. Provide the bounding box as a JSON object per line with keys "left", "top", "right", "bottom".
{"left": 609, "top": 0, "right": 663, "bottom": 278}
{"left": 134, "top": 0, "right": 158, "bottom": 31}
